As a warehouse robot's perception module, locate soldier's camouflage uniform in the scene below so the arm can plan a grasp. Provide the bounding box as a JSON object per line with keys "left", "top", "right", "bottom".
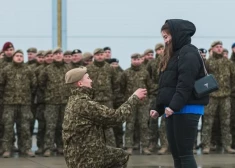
{"left": 87, "top": 60, "right": 119, "bottom": 147}
{"left": 69, "top": 61, "right": 83, "bottom": 69}
{"left": 0, "top": 62, "right": 37, "bottom": 153}
{"left": 120, "top": 65, "right": 155, "bottom": 149}
{"left": 38, "top": 61, "right": 70, "bottom": 151}
{"left": 230, "top": 53, "right": 235, "bottom": 148}
{"left": 63, "top": 87, "right": 140, "bottom": 168}
{"left": 202, "top": 54, "right": 233, "bottom": 149}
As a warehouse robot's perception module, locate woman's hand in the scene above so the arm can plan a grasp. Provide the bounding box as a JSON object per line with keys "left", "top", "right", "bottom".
{"left": 150, "top": 110, "right": 159, "bottom": 119}
{"left": 165, "top": 107, "right": 174, "bottom": 117}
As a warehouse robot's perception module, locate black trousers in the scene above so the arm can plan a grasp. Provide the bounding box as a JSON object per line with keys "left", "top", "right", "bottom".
{"left": 166, "top": 114, "right": 200, "bottom": 168}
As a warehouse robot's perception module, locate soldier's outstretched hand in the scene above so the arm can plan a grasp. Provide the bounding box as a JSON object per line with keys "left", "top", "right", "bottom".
{"left": 134, "top": 88, "right": 147, "bottom": 100}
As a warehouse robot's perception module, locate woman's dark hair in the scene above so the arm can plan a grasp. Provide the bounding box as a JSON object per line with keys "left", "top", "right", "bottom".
{"left": 159, "top": 23, "right": 173, "bottom": 72}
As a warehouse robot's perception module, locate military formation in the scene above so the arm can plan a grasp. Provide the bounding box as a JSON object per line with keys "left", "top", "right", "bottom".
{"left": 0, "top": 40, "right": 235, "bottom": 159}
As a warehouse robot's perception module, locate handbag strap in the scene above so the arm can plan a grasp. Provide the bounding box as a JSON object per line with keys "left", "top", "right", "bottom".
{"left": 178, "top": 44, "right": 208, "bottom": 76}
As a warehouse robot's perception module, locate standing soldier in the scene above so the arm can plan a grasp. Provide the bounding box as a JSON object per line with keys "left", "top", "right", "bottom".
{"left": 201, "top": 41, "right": 235, "bottom": 154}
{"left": 109, "top": 58, "right": 123, "bottom": 74}
{"left": 70, "top": 49, "right": 83, "bottom": 69}
{"left": 0, "top": 50, "right": 36, "bottom": 158}
{"left": 63, "top": 50, "right": 72, "bottom": 64}
{"left": 223, "top": 49, "right": 229, "bottom": 59}
{"left": 82, "top": 52, "right": 93, "bottom": 66}
{"left": 38, "top": 48, "right": 70, "bottom": 157}
{"left": 87, "top": 48, "right": 119, "bottom": 147}
{"left": 103, "top": 47, "right": 112, "bottom": 62}
{"left": 120, "top": 53, "right": 155, "bottom": 155}
{"left": 26, "top": 48, "right": 38, "bottom": 67}
{"left": 230, "top": 43, "right": 235, "bottom": 149}
{"left": 142, "top": 49, "right": 154, "bottom": 69}
{"left": 198, "top": 48, "right": 207, "bottom": 61}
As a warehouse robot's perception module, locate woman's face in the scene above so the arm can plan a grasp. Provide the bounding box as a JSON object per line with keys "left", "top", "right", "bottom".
{"left": 161, "top": 31, "right": 172, "bottom": 45}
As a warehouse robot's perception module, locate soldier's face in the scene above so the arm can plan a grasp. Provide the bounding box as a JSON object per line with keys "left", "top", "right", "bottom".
{"left": 156, "top": 48, "right": 164, "bottom": 55}
{"left": 104, "top": 50, "right": 111, "bottom": 59}
{"left": 223, "top": 52, "right": 228, "bottom": 59}
{"left": 162, "top": 31, "right": 172, "bottom": 45}
{"left": 83, "top": 58, "right": 93, "bottom": 66}
{"left": 54, "top": 52, "right": 63, "bottom": 62}
{"left": 111, "top": 62, "right": 119, "bottom": 68}
{"left": 131, "top": 58, "right": 141, "bottom": 66}
{"left": 4, "top": 47, "right": 14, "bottom": 57}
{"left": 28, "top": 52, "right": 36, "bottom": 61}
{"left": 36, "top": 56, "right": 44, "bottom": 64}
{"left": 94, "top": 53, "right": 105, "bottom": 62}
{"left": 212, "top": 45, "right": 223, "bottom": 54}
{"left": 146, "top": 53, "right": 154, "bottom": 60}
{"left": 63, "top": 55, "right": 71, "bottom": 64}
{"left": 13, "top": 53, "right": 24, "bottom": 63}
{"left": 45, "top": 54, "right": 54, "bottom": 64}
{"left": 71, "top": 53, "right": 82, "bottom": 63}
{"left": 200, "top": 53, "right": 207, "bottom": 59}
{"left": 78, "top": 73, "right": 92, "bottom": 88}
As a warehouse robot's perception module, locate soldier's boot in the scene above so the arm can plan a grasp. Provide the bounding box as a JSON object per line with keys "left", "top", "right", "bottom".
{"left": 43, "top": 149, "right": 51, "bottom": 157}
{"left": 12, "top": 145, "right": 19, "bottom": 152}
{"left": 210, "top": 144, "right": 216, "bottom": 151}
{"left": 125, "top": 148, "right": 133, "bottom": 155}
{"left": 231, "top": 143, "right": 235, "bottom": 149}
{"left": 0, "top": 148, "right": 3, "bottom": 155}
{"left": 35, "top": 148, "right": 43, "bottom": 155}
{"left": 202, "top": 147, "right": 210, "bottom": 154}
{"left": 157, "top": 147, "right": 168, "bottom": 155}
{"left": 57, "top": 148, "right": 63, "bottom": 155}
{"left": 142, "top": 147, "right": 152, "bottom": 155}
{"left": 224, "top": 146, "right": 235, "bottom": 154}
{"left": 148, "top": 142, "right": 156, "bottom": 152}
{"left": 3, "top": 151, "right": 11, "bottom": 158}
{"left": 133, "top": 143, "right": 139, "bottom": 150}
{"left": 25, "top": 150, "right": 35, "bottom": 157}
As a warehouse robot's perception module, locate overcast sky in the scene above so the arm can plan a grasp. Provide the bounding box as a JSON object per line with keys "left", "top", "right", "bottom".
{"left": 0, "top": 0, "right": 234, "bottom": 69}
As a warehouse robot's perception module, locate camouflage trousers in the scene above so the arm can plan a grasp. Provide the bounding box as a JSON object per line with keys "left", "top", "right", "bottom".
{"left": 149, "top": 117, "right": 159, "bottom": 146}
{"left": 231, "top": 97, "right": 235, "bottom": 148}
{"left": 2, "top": 105, "right": 33, "bottom": 152}
{"left": 44, "top": 104, "right": 66, "bottom": 151}
{"left": 98, "top": 101, "right": 116, "bottom": 147}
{"left": 159, "top": 117, "right": 168, "bottom": 148}
{"left": 211, "top": 108, "right": 222, "bottom": 147}
{"left": 30, "top": 103, "right": 37, "bottom": 136}
{"left": 0, "top": 104, "right": 3, "bottom": 150}
{"left": 35, "top": 104, "right": 45, "bottom": 149}
{"left": 202, "top": 97, "right": 232, "bottom": 148}
{"left": 125, "top": 103, "right": 150, "bottom": 148}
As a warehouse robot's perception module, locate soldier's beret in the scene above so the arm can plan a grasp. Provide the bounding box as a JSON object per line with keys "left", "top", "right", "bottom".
{"left": 27, "top": 47, "right": 37, "bottom": 53}
{"left": 144, "top": 49, "right": 154, "bottom": 55}
{"left": 211, "top": 41, "right": 223, "bottom": 48}
{"left": 64, "top": 50, "right": 72, "bottom": 56}
{"left": 131, "top": 53, "right": 141, "bottom": 59}
{"left": 109, "top": 58, "right": 119, "bottom": 64}
{"left": 52, "top": 47, "right": 63, "bottom": 54}
{"left": 44, "top": 50, "right": 52, "bottom": 56}
{"left": 93, "top": 48, "right": 104, "bottom": 55}
{"left": 198, "top": 48, "right": 207, "bottom": 54}
{"left": 83, "top": 52, "right": 93, "bottom": 60}
{"left": 231, "top": 43, "right": 235, "bottom": 49}
{"left": 155, "top": 43, "right": 164, "bottom": 51}
{"left": 13, "top": 49, "right": 24, "bottom": 57}
{"left": 71, "top": 49, "right": 82, "bottom": 55}
{"left": 223, "top": 48, "right": 228, "bottom": 53}
{"left": 65, "top": 67, "right": 87, "bottom": 84}
{"left": 2, "top": 42, "right": 14, "bottom": 52}
{"left": 36, "top": 50, "right": 45, "bottom": 57}
{"left": 103, "top": 47, "right": 111, "bottom": 51}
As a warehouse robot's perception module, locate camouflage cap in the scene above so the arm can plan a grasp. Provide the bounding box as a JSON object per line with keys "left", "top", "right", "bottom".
{"left": 131, "top": 53, "right": 141, "bottom": 59}
{"left": 27, "top": 47, "right": 37, "bottom": 53}
{"left": 13, "top": 49, "right": 24, "bottom": 57}
{"left": 36, "top": 50, "right": 45, "bottom": 57}
{"left": 65, "top": 66, "right": 87, "bottom": 84}
{"left": 144, "top": 49, "right": 154, "bottom": 55}
{"left": 223, "top": 48, "right": 228, "bottom": 53}
{"left": 52, "top": 47, "right": 63, "bottom": 54}
{"left": 44, "top": 50, "right": 52, "bottom": 56}
{"left": 211, "top": 41, "right": 223, "bottom": 48}
{"left": 155, "top": 43, "right": 164, "bottom": 50}
{"left": 64, "top": 50, "right": 72, "bottom": 56}
{"left": 83, "top": 52, "right": 93, "bottom": 60}
{"left": 93, "top": 48, "right": 104, "bottom": 55}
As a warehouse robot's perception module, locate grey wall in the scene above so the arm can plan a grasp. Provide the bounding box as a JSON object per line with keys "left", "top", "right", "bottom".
{"left": 0, "top": 0, "right": 234, "bottom": 69}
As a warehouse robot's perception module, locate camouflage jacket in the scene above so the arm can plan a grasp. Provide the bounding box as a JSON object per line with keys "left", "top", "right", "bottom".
{"left": 120, "top": 65, "right": 156, "bottom": 103}
{"left": 87, "top": 61, "right": 119, "bottom": 102}
{"left": 62, "top": 87, "right": 139, "bottom": 167}
{"left": 0, "top": 62, "right": 37, "bottom": 105}
{"left": 38, "top": 61, "right": 70, "bottom": 104}
{"left": 0, "top": 56, "right": 13, "bottom": 70}
{"left": 146, "top": 55, "right": 162, "bottom": 84}
{"left": 230, "top": 53, "right": 235, "bottom": 97}
{"left": 206, "top": 55, "right": 232, "bottom": 97}
{"left": 69, "top": 61, "right": 84, "bottom": 69}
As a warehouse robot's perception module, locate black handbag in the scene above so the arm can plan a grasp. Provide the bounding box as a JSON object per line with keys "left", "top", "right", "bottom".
{"left": 193, "top": 51, "right": 219, "bottom": 98}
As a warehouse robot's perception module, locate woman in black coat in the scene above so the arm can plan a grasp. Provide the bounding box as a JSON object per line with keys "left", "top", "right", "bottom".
{"left": 150, "top": 19, "right": 209, "bottom": 168}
